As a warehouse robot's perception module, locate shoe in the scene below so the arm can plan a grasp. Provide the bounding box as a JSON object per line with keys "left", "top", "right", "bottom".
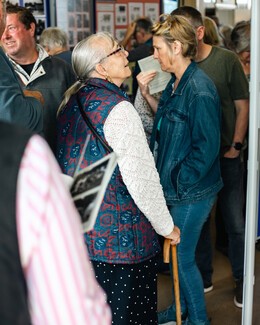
{"left": 204, "top": 283, "right": 213, "bottom": 293}
{"left": 234, "top": 279, "right": 243, "bottom": 308}
{"left": 158, "top": 304, "right": 187, "bottom": 324}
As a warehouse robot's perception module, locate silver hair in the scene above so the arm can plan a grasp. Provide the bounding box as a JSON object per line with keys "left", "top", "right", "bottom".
{"left": 39, "top": 27, "right": 68, "bottom": 50}
{"left": 231, "top": 20, "right": 250, "bottom": 53}
{"left": 72, "top": 31, "right": 116, "bottom": 80}
{"left": 58, "top": 32, "right": 117, "bottom": 115}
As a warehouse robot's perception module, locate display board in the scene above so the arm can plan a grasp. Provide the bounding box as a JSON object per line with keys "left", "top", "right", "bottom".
{"left": 6, "top": 0, "right": 50, "bottom": 37}
{"left": 56, "top": 0, "right": 94, "bottom": 48}
{"left": 95, "top": 0, "right": 160, "bottom": 41}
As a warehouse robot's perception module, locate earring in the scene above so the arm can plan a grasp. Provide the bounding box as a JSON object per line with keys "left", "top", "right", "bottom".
{"left": 105, "top": 74, "right": 113, "bottom": 83}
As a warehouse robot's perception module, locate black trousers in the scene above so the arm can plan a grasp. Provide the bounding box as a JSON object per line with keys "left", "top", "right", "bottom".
{"left": 92, "top": 257, "right": 158, "bottom": 325}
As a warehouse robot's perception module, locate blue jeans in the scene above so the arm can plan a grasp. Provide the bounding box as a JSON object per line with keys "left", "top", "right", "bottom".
{"left": 168, "top": 196, "right": 216, "bottom": 325}
{"left": 196, "top": 157, "right": 245, "bottom": 282}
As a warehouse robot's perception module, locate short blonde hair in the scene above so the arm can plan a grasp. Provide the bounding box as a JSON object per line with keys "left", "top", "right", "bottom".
{"left": 152, "top": 14, "right": 197, "bottom": 59}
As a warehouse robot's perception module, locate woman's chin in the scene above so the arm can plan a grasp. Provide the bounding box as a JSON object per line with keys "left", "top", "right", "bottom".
{"left": 125, "top": 67, "right": 132, "bottom": 78}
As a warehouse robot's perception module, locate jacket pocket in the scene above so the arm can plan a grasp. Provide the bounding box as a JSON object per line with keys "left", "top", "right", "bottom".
{"left": 165, "top": 108, "right": 186, "bottom": 137}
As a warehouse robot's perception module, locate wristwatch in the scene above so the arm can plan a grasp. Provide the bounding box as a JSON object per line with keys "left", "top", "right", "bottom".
{"left": 231, "top": 142, "right": 243, "bottom": 151}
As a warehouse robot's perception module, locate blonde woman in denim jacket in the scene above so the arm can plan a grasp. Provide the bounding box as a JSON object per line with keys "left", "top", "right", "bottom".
{"left": 138, "top": 15, "right": 222, "bottom": 325}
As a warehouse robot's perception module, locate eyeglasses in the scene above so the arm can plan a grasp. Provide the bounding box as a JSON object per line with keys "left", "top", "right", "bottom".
{"left": 97, "top": 44, "right": 125, "bottom": 64}
{"left": 106, "top": 44, "right": 125, "bottom": 58}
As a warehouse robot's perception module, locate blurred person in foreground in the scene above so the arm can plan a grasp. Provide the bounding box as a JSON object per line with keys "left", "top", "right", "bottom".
{"left": 0, "top": 120, "right": 111, "bottom": 324}
{"left": 0, "top": 0, "right": 43, "bottom": 132}
{"left": 56, "top": 31, "right": 180, "bottom": 324}
{"left": 137, "top": 15, "right": 222, "bottom": 325}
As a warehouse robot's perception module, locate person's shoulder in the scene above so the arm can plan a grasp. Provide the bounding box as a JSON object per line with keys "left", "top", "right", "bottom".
{"left": 212, "top": 46, "right": 238, "bottom": 61}
{"left": 42, "top": 55, "right": 75, "bottom": 79}
{"left": 51, "top": 55, "right": 70, "bottom": 64}
{"left": 43, "top": 55, "right": 73, "bottom": 70}
{"left": 55, "top": 51, "right": 72, "bottom": 65}
{"left": 193, "top": 65, "right": 218, "bottom": 93}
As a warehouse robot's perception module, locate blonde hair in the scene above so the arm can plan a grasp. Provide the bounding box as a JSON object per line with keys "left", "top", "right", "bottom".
{"left": 58, "top": 32, "right": 117, "bottom": 115}
{"left": 152, "top": 14, "right": 197, "bottom": 60}
{"left": 203, "top": 16, "right": 220, "bottom": 46}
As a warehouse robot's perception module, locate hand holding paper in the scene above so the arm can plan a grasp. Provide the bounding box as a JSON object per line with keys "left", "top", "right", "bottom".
{"left": 137, "top": 70, "right": 157, "bottom": 97}
{"left": 138, "top": 55, "right": 172, "bottom": 94}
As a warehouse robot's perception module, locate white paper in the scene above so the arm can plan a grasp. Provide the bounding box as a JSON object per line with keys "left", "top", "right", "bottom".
{"left": 70, "top": 152, "right": 117, "bottom": 233}
{"left": 138, "top": 55, "right": 172, "bottom": 94}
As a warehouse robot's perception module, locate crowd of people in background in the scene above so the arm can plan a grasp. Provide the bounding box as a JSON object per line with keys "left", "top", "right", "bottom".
{"left": 0, "top": 0, "right": 251, "bottom": 324}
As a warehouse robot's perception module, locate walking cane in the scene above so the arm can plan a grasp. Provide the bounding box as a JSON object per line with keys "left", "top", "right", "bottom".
{"left": 163, "top": 238, "right": 182, "bottom": 325}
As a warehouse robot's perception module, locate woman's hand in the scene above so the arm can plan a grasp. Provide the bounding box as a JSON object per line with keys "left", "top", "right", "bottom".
{"left": 137, "top": 70, "right": 157, "bottom": 98}
{"left": 165, "top": 226, "right": 181, "bottom": 246}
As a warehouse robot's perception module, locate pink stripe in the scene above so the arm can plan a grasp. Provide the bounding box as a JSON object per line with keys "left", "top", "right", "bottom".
{"left": 52, "top": 196, "right": 89, "bottom": 321}
{"left": 37, "top": 242, "right": 61, "bottom": 324}
{"left": 27, "top": 258, "right": 49, "bottom": 324}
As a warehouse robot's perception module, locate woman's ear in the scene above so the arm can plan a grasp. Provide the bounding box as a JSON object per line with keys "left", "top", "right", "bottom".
{"left": 95, "top": 62, "right": 107, "bottom": 77}
{"left": 172, "top": 40, "right": 182, "bottom": 55}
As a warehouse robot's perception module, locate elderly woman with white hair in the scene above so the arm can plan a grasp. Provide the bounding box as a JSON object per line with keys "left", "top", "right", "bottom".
{"left": 56, "top": 31, "right": 180, "bottom": 324}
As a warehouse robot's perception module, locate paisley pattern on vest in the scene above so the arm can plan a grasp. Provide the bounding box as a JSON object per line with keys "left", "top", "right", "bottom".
{"left": 56, "top": 78, "right": 160, "bottom": 264}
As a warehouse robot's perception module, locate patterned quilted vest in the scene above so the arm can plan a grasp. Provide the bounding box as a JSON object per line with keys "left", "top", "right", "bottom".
{"left": 57, "top": 78, "right": 160, "bottom": 264}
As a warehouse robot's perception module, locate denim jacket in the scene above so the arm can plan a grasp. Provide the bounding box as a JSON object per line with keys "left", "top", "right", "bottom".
{"left": 150, "top": 61, "right": 223, "bottom": 205}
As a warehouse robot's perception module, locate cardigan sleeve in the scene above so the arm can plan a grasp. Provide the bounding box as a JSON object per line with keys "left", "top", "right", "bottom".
{"left": 103, "top": 100, "right": 174, "bottom": 237}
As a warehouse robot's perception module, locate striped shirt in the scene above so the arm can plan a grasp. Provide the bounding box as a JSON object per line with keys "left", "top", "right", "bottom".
{"left": 17, "top": 135, "right": 111, "bottom": 325}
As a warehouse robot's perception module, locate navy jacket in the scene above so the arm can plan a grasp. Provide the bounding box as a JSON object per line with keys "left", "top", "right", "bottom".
{"left": 0, "top": 47, "right": 43, "bottom": 133}
{"left": 150, "top": 62, "right": 223, "bottom": 205}
{"left": 8, "top": 46, "right": 75, "bottom": 153}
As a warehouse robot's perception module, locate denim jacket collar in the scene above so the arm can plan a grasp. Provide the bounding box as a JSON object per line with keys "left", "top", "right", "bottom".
{"left": 170, "top": 61, "right": 197, "bottom": 96}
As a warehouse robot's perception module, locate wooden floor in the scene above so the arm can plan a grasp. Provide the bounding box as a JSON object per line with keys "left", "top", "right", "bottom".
{"left": 158, "top": 233, "right": 260, "bottom": 325}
